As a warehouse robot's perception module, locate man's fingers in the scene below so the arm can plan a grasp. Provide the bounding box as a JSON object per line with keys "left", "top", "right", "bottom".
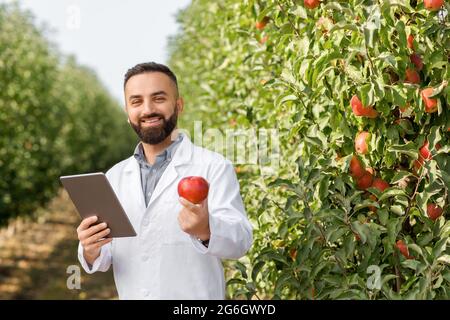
{"left": 86, "top": 228, "right": 111, "bottom": 245}
{"left": 77, "top": 215, "right": 98, "bottom": 232}
{"left": 79, "top": 222, "right": 108, "bottom": 240}
{"left": 179, "top": 197, "right": 203, "bottom": 214}
{"left": 85, "top": 237, "right": 112, "bottom": 252}
{"left": 92, "top": 237, "right": 113, "bottom": 249}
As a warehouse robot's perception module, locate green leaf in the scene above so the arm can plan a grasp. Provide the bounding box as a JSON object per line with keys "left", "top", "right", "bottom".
{"left": 364, "top": 21, "right": 378, "bottom": 48}
{"left": 376, "top": 52, "right": 396, "bottom": 69}
{"left": 276, "top": 93, "right": 298, "bottom": 107}
{"left": 354, "top": 199, "right": 379, "bottom": 212}
{"left": 401, "top": 259, "right": 420, "bottom": 271}
{"left": 432, "top": 238, "right": 448, "bottom": 259}
{"left": 251, "top": 261, "right": 265, "bottom": 282}
{"left": 388, "top": 142, "right": 419, "bottom": 159}
{"left": 360, "top": 83, "right": 375, "bottom": 107}
{"left": 352, "top": 221, "right": 369, "bottom": 244}
{"left": 378, "top": 188, "right": 407, "bottom": 202}
{"left": 227, "top": 278, "right": 245, "bottom": 286}
{"left": 329, "top": 21, "right": 359, "bottom": 33}
{"left": 274, "top": 272, "right": 293, "bottom": 295}
{"left": 395, "top": 20, "right": 407, "bottom": 51}
{"left": 437, "top": 255, "right": 450, "bottom": 265}
{"left": 378, "top": 209, "right": 389, "bottom": 226}
{"left": 235, "top": 261, "right": 248, "bottom": 279}
{"left": 428, "top": 80, "right": 448, "bottom": 98}
{"left": 391, "top": 171, "right": 412, "bottom": 184}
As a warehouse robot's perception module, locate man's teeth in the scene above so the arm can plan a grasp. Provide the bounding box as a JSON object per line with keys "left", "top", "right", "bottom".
{"left": 142, "top": 118, "right": 160, "bottom": 123}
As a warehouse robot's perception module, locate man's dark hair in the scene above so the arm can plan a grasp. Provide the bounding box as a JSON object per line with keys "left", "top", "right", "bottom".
{"left": 123, "top": 62, "right": 178, "bottom": 92}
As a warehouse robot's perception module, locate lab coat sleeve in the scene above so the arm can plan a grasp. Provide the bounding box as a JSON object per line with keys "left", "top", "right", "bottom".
{"left": 77, "top": 168, "right": 114, "bottom": 273}
{"left": 190, "top": 160, "right": 253, "bottom": 259}
{"left": 78, "top": 240, "right": 112, "bottom": 274}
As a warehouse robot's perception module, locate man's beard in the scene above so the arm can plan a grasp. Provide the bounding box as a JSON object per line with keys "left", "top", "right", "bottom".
{"left": 129, "top": 109, "right": 178, "bottom": 145}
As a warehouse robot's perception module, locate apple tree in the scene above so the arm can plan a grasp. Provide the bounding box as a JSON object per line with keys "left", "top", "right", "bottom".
{"left": 169, "top": 0, "right": 449, "bottom": 299}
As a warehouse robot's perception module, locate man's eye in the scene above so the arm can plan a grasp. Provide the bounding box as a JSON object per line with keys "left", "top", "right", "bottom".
{"left": 155, "top": 97, "right": 165, "bottom": 102}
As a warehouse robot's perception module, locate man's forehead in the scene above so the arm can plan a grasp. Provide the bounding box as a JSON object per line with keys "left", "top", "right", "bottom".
{"left": 125, "top": 72, "right": 174, "bottom": 92}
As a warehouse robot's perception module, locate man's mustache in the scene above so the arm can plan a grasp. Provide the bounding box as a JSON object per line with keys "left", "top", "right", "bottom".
{"left": 139, "top": 113, "right": 165, "bottom": 122}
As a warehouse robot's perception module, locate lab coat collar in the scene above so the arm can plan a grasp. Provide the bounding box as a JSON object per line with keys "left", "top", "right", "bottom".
{"left": 124, "top": 132, "right": 193, "bottom": 173}
{"left": 122, "top": 131, "right": 194, "bottom": 209}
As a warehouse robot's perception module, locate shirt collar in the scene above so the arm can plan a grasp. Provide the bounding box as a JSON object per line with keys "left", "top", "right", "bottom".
{"left": 133, "top": 133, "right": 183, "bottom": 166}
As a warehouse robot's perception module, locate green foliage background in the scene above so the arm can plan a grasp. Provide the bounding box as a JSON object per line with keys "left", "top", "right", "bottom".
{"left": 168, "top": 0, "right": 450, "bottom": 299}
{"left": 0, "top": 3, "right": 137, "bottom": 227}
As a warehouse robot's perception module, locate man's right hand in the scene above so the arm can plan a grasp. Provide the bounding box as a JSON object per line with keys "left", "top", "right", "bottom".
{"left": 77, "top": 216, "right": 112, "bottom": 266}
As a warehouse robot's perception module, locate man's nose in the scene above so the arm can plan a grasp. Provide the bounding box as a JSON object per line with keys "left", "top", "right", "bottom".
{"left": 142, "top": 98, "right": 155, "bottom": 114}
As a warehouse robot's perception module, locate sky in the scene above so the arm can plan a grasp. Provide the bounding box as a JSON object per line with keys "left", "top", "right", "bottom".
{"left": 1, "top": 0, "right": 192, "bottom": 104}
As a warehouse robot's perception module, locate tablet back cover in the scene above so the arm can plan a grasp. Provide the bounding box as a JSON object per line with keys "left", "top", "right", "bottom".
{"left": 60, "top": 172, "right": 137, "bottom": 238}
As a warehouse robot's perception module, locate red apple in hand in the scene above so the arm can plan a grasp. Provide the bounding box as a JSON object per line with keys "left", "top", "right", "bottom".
{"left": 178, "top": 176, "right": 209, "bottom": 204}
{"left": 424, "top": 0, "right": 444, "bottom": 11}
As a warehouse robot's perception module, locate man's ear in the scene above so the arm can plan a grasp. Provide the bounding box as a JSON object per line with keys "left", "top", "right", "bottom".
{"left": 177, "top": 96, "right": 184, "bottom": 114}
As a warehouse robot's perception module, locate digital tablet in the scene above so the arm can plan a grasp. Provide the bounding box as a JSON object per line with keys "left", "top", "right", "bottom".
{"left": 60, "top": 172, "right": 137, "bottom": 238}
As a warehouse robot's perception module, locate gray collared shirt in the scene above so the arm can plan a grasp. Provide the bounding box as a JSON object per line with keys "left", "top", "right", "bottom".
{"left": 133, "top": 134, "right": 183, "bottom": 207}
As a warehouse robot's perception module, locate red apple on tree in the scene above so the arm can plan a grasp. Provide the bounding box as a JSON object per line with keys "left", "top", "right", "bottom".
{"left": 355, "top": 131, "right": 371, "bottom": 154}
{"left": 255, "top": 16, "right": 270, "bottom": 30}
{"left": 349, "top": 155, "right": 365, "bottom": 179}
{"left": 407, "top": 34, "right": 414, "bottom": 49}
{"left": 259, "top": 35, "right": 269, "bottom": 45}
{"left": 424, "top": 0, "right": 444, "bottom": 11}
{"left": 304, "top": 0, "right": 320, "bottom": 9}
{"left": 421, "top": 87, "right": 438, "bottom": 113}
{"left": 396, "top": 240, "right": 413, "bottom": 259}
{"left": 178, "top": 176, "right": 209, "bottom": 204}
{"left": 419, "top": 140, "right": 442, "bottom": 161}
{"left": 356, "top": 168, "right": 374, "bottom": 190}
{"left": 427, "top": 203, "right": 444, "bottom": 221}
{"left": 289, "top": 248, "right": 297, "bottom": 260}
{"left": 372, "top": 178, "right": 390, "bottom": 193}
{"left": 368, "top": 178, "right": 390, "bottom": 212}
{"left": 410, "top": 53, "right": 423, "bottom": 71}
{"left": 413, "top": 157, "right": 425, "bottom": 172}
{"left": 350, "top": 95, "right": 378, "bottom": 118}
{"left": 405, "top": 68, "right": 420, "bottom": 84}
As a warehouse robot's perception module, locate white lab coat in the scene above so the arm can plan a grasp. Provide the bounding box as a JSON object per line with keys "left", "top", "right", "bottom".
{"left": 78, "top": 133, "right": 253, "bottom": 299}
